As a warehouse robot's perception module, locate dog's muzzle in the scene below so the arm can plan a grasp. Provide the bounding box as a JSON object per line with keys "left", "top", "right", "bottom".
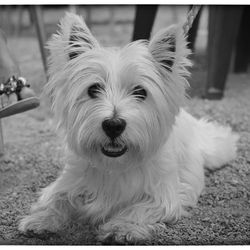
{"left": 101, "top": 141, "right": 127, "bottom": 157}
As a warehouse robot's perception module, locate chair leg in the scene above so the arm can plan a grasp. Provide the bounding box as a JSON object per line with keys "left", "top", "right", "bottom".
{"left": 204, "top": 6, "right": 243, "bottom": 99}
{"left": 234, "top": 6, "right": 250, "bottom": 73}
{"left": 15, "top": 5, "right": 24, "bottom": 36}
{"left": 29, "top": 6, "right": 48, "bottom": 78}
{"left": 132, "top": 5, "right": 158, "bottom": 41}
{"left": 0, "top": 120, "right": 4, "bottom": 156}
{"left": 85, "top": 6, "right": 92, "bottom": 28}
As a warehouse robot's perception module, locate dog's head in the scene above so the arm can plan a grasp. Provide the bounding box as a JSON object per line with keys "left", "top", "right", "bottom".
{"left": 46, "top": 13, "right": 191, "bottom": 170}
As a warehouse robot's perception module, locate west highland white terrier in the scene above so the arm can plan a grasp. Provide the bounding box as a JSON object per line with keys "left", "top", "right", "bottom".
{"left": 19, "top": 13, "right": 238, "bottom": 242}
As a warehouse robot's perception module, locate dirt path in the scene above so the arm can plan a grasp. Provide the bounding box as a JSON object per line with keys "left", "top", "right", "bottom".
{"left": 0, "top": 74, "right": 249, "bottom": 245}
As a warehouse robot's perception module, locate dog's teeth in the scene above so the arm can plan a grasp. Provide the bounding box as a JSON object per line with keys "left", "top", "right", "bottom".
{"left": 105, "top": 147, "right": 121, "bottom": 152}
{"left": 103, "top": 144, "right": 124, "bottom": 152}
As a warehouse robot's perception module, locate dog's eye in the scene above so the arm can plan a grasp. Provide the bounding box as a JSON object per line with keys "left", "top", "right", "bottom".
{"left": 88, "top": 83, "right": 103, "bottom": 98}
{"left": 131, "top": 85, "right": 147, "bottom": 101}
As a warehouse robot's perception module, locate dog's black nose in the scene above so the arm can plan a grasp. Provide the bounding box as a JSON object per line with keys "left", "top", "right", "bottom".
{"left": 102, "top": 118, "right": 126, "bottom": 139}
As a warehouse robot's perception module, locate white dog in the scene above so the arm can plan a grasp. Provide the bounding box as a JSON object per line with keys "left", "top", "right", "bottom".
{"left": 19, "top": 13, "right": 238, "bottom": 242}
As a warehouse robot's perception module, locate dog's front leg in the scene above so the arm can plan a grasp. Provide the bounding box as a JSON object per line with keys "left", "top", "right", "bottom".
{"left": 19, "top": 171, "right": 77, "bottom": 234}
{"left": 99, "top": 196, "right": 183, "bottom": 243}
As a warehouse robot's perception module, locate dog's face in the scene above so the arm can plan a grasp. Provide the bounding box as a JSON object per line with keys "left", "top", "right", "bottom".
{"left": 46, "top": 13, "right": 191, "bottom": 170}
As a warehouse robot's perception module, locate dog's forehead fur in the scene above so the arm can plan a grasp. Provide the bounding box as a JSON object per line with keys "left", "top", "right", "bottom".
{"left": 65, "top": 41, "right": 162, "bottom": 90}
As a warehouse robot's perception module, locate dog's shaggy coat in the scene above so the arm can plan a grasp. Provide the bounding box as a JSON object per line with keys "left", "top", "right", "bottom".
{"left": 19, "top": 13, "right": 238, "bottom": 242}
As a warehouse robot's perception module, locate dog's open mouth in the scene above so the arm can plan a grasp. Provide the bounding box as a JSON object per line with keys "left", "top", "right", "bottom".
{"left": 101, "top": 142, "right": 127, "bottom": 157}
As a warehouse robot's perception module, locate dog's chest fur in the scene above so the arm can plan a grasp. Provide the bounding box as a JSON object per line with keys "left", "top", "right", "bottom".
{"left": 67, "top": 152, "right": 174, "bottom": 223}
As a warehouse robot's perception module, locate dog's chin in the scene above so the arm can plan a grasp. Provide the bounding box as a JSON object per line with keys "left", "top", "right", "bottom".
{"left": 101, "top": 141, "right": 128, "bottom": 158}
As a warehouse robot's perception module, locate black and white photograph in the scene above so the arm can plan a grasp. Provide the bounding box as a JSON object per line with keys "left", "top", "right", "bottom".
{"left": 0, "top": 3, "right": 249, "bottom": 246}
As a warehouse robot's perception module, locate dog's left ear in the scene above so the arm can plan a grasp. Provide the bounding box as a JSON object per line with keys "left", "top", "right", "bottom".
{"left": 47, "top": 12, "right": 99, "bottom": 73}
{"left": 66, "top": 13, "right": 100, "bottom": 60}
{"left": 148, "top": 25, "right": 191, "bottom": 74}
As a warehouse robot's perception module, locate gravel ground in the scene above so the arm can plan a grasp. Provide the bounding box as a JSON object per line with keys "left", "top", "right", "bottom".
{"left": 0, "top": 73, "right": 249, "bottom": 245}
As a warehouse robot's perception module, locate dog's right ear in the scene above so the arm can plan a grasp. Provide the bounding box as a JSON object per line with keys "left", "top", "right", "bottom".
{"left": 47, "top": 12, "right": 99, "bottom": 72}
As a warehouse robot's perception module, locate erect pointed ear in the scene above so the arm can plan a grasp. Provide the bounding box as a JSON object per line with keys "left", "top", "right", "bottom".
{"left": 47, "top": 12, "right": 99, "bottom": 72}
{"left": 148, "top": 25, "right": 191, "bottom": 74}
{"left": 66, "top": 13, "right": 99, "bottom": 60}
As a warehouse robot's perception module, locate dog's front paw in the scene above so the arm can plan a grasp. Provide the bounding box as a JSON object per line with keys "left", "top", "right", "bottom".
{"left": 19, "top": 212, "right": 61, "bottom": 236}
{"left": 98, "top": 221, "right": 152, "bottom": 243}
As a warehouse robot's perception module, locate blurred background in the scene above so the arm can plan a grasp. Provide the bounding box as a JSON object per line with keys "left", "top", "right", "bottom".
{"left": 0, "top": 5, "right": 210, "bottom": 119}
{"left": 0, "top": 5, "right": 249, "bottom": 120}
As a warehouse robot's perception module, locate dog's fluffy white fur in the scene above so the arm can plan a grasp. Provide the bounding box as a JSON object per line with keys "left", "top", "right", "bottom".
{"left": 19, "top": 13, "right": 238, "bottom": 242}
